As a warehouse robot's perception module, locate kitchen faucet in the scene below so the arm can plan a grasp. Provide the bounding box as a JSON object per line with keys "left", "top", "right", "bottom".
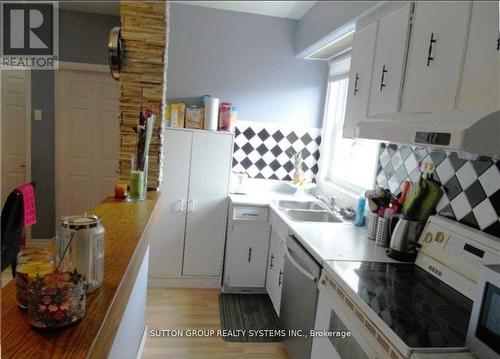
{"left": 315, "top": 192, "right": 336, "bottom": 212}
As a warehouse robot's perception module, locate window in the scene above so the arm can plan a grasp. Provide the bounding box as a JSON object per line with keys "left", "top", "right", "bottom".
{"left": 318, "top": 57, "right": 379, "bottom": 199}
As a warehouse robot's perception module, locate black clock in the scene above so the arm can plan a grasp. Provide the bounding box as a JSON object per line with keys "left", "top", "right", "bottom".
{"left": 108, "top": 26, "right": 123, "bottom": 80}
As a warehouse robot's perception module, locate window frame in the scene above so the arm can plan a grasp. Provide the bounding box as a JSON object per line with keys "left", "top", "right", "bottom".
{"left": 317, "top": 57, "right": 379, "bottom": 203}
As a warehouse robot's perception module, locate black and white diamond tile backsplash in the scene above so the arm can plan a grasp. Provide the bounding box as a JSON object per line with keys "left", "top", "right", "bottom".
{"left": 376, "top": 143, "right": 500, "bottom": 239}
{"left": 233, "top": 121, "right": 321, "bottom": 182}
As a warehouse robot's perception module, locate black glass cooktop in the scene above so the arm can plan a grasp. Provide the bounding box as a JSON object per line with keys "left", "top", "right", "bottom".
{"left": 328, "top": 261, "right": 473, "bottom": 348}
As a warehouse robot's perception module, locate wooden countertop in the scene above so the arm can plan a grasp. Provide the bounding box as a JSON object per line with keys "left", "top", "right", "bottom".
{"left": 1, "top": 192, "right": 160, "bottom": 359}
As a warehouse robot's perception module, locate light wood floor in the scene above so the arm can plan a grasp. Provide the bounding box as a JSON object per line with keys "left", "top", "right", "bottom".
{"left": 143, "top": 288, "right": 288, "bottom": 359}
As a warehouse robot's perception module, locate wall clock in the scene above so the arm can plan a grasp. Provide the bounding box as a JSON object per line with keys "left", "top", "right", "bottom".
{"left": 108, "top": 26, "right": 123, "bottom": 80}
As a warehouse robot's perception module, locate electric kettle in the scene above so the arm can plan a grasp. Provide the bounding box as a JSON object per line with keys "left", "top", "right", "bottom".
{"left": 386, "top": 214, "right": 423, "bottom": 262}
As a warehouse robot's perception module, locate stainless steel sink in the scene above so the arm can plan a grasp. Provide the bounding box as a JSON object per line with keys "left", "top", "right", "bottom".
{"left": 277, "top": 200, "right": 325, "bottom": 211}
{"left": 284, "top": 209, "right": 344, "bottom": 223}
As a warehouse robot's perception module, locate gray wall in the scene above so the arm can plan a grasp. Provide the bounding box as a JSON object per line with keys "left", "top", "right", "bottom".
{"left": 295, "top": 1, "right": 376, "bottom": 55}
{"left": 31, "top": 10, "right": 119, "bottom": 238}
{"left": 167, "top": 4, "right": 328, "bottom": 128}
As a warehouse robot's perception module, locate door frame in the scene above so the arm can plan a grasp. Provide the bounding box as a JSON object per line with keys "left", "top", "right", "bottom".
{"left": 54, "top": 62, "right": 113, "bottom": 226}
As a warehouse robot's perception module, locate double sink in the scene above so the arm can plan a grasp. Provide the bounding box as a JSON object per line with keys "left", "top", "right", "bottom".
{"left": 276, "top": 200, "right": 344, "bottom": 223}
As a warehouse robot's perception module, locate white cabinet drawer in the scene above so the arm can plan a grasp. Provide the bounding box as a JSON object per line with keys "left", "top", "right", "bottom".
{"left": 233, "top": 206, "right": 269, "bottom": 221}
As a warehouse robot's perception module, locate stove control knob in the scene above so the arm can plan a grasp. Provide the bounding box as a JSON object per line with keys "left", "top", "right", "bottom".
{"left": 424, "top": 232, "right": 433, "bottom": 243}
{"left": 435, "top": 231, "right": 445, "bottom": 243}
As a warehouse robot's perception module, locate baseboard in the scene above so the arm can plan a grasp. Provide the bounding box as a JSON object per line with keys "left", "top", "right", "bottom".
{"left": 222, "top": 285, "right": 267, "bottom": 294}
{"left": 136, "top": 325, "right": 147, "bottom": 359}
{"left": 148, "top": 276, "right": 221, "bottom": 288}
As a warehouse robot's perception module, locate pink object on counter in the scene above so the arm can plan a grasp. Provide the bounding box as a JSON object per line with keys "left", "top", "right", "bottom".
{"left": 218, "top": 102, "right": 232, "bottom": 131}
{"left": 17, "top": 183, "right": 37, "bottom": 227}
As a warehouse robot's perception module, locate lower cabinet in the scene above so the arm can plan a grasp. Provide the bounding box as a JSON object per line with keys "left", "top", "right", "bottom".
{"left": 266, "top": 210, "right": 289, "bottom": 314}
{"left": 265, "top": 227, "right": 286, "bottom": 314}
{"left": 223, "top": 205, "right": 271, "bottom": 289}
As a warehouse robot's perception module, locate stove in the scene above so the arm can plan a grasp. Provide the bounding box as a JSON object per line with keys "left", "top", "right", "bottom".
{"left": 328, "top": 260, "right": 472, "bottom": 348}
{"left": 315, "top": 215, "right": 500, "bottom": 359}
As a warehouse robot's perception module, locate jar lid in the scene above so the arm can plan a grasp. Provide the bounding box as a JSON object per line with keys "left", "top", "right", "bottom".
{"left": 61, "top": 214, "right": 100, "bottom": 229}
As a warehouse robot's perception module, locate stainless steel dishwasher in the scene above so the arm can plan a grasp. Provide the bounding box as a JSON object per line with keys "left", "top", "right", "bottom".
{"left": 280, "top": 235, "right": 322, "bottom": 359}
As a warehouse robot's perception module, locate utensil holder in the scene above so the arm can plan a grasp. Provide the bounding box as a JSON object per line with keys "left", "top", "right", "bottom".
{"left": 375, "top": 217, "right": 390, "bottom": 247}
{"left": 367, "top": 213, "right": 379, "bottom": 240}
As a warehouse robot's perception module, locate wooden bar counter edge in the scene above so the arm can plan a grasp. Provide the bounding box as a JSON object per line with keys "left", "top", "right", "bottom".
{"left": 1, "top": 192, "right": 161, "bottom": 359}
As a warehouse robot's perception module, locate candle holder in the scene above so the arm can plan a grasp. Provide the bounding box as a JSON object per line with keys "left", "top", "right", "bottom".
{"left": 28, "top": 269, "right": 86, "bottom": 329}
{"left": 129, "top": 154, "right": 148, "bottom": 201}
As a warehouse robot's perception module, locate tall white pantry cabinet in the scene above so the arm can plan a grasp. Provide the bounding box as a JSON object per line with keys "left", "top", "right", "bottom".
{"left": 149, "top": 128, "right": 234, "bottom": 287}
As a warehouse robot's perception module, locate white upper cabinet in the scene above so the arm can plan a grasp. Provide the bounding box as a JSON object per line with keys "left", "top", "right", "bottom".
{"left": 368, "top": 3, "right": 412, "bottom": 117}
{"left": 402, "top": 2, "right": 470, "bottom": 113}
{"left": 344, "top": 21, "right": 378, "bottom": 138}
{"left": 457, "top": 1, "right": 500, "bottom": 112}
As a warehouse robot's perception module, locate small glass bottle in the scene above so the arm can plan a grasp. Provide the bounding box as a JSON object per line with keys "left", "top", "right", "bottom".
{"left": 16, "top": 247, "right": 55, "bottom": 309}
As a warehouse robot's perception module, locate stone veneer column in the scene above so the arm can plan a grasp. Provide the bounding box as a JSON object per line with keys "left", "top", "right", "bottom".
{"left": 119, "top": 1, "right": 169, "bottom": 189}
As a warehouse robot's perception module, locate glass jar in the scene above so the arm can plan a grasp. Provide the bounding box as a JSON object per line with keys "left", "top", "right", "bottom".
{"left": 28, "top": 270, "right": 86, "bottom": 329}
{"left": 16, "top": 248, "right": 55, "bottom": 309}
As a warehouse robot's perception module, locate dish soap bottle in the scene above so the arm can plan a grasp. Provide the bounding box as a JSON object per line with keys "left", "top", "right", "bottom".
{"left": 354, "top": 194, "right": 366, "bottom": 227}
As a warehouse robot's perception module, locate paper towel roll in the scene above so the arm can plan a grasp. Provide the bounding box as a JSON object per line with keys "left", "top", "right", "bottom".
{"left": 204, "top": 97, "right": 219, "bottom": 131}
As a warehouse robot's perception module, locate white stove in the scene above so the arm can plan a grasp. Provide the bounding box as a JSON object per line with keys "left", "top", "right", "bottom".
{"left": 312, "top": 215, "right": 500, "bottom": 359}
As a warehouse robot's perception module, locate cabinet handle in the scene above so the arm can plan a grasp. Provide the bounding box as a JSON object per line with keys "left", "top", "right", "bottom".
{"left": 426, "top": 32, "right": 437, "bottom": 66}
{"left": 269, "top": 254, "right": 274, "bottom": 268}
{"left": 248, "top": 247, "right": 252, "bottom": 262}
{"left": 379, "top": 65, "right": 387, "bottom": 92}
{"left": 187, "top": 199, "right": 196, "bottom": 212}
{"left": 497, "top": 35, "right": 499, "bottom": 52}
{"left": 242, "top": 213, "right": 258, "bottom": 217}
{"left": 174, "top": 199, "right": 185, "bottom": 213}
{"left": 353, "top": 72, "right": 360, "bottom": 96}
{"left": 278, "top": 270, "right": 283, "bottom": 287}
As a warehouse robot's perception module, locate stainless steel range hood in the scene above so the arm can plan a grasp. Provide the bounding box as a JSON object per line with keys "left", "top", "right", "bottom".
{"left": 355, "top": 111, "right": 500, "bottom": 159}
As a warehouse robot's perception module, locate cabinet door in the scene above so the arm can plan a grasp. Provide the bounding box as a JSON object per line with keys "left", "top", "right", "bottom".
{"left": 149, "top": 129, "right": 191, "bottom": 277}
{"left": 183, "top": 132, "right": 233, "bottom": 276}
{"left": 368, "top": 3, "right": 412, "bottom": 116}
{"left": 228, "top": 221, "right": 271, "bottom": 288}
{"left": 458, "top": 1, "right": 500, "bottom": 112}
{"left": 344, "top": 21, "right": 378, "bottom": 138}
{"left": 266, "top": 228, "right": 280, "bottom": 309}
{"left": 403, "top": 2, "right": 470, "bottom": 113}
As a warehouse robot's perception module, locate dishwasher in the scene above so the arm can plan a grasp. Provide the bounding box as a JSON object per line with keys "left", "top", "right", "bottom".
{"left": 280, "top": 235, "right": 322, "bottom": 359}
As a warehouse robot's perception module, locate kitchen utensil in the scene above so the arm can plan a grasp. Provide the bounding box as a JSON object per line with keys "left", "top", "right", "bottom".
{"left": 56, "top": 215, "right": 105, "bottom": 292}
{"left": 386, "top": 214, "right": 423, "bottom": 262}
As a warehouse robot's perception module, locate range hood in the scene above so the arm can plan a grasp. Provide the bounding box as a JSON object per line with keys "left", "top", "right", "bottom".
{"left": 355, "top": 110, "right": 500, "bottom": 159}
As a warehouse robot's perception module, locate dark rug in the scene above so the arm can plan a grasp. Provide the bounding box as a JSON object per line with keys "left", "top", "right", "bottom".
{"left": 219, "top": 293, "right": 282, "bottom": 342}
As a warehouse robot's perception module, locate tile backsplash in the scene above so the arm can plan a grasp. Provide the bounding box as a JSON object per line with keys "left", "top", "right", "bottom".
{"left": 376, "top": 143, "right": 500, "bottom": 238}
{"left": 232, "top": 121, "right": 321, "bottom": 182}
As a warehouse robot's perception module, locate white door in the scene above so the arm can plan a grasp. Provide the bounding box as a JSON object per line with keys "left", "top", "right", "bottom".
{"left": 1, "top": 70, "right": 30, "bottom": 207}
{"left": 368, "top": 3, "right": 412, "bottom": 116}
{"left": 344, "top": 21, "right": 378, "bottom": 138}
{"left": 57, "top": 69, "right": 119, "bottom": 218}
{"left": 402, "top": 2, "right": 470, "bottom": 113}
{"left": 228, "top": 221, "right": 271, "bottom": 287}
{"left": 149, "top": 129, "right": 192, "bottom": 277}
{"left": 182, "top": 131, "right": 233, "bottom": 276}
{"left": 458, "top": 1, "right": 500, "bottom": 112}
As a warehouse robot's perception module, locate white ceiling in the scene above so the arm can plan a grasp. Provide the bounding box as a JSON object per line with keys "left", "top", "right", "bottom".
{"left": 58, "top": 1, "right": 317, "bottom": 20}
{"left": 174, "top": 1, "right": 317, "bottom": 19}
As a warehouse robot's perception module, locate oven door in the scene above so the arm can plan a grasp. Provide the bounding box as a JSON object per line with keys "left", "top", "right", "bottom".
{"left": 467, "top": 265, "right": 500, "bottom": 359}
{"left": 311, "top": 272, "right": 387, "bottom": 359}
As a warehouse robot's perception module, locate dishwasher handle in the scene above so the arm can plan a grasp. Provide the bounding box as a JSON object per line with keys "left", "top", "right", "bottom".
{"left": 285, "top": 246, "right": 317, "bottom": 282}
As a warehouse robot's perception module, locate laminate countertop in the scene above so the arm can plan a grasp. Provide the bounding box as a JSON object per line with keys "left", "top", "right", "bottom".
{"left": 1, "top": 192, "right": 160, "bottom": 359}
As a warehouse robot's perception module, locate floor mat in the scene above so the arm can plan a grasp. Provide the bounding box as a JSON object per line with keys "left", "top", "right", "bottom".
{"left": 219, "top": 293, "right": 282, "bottom": 342}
